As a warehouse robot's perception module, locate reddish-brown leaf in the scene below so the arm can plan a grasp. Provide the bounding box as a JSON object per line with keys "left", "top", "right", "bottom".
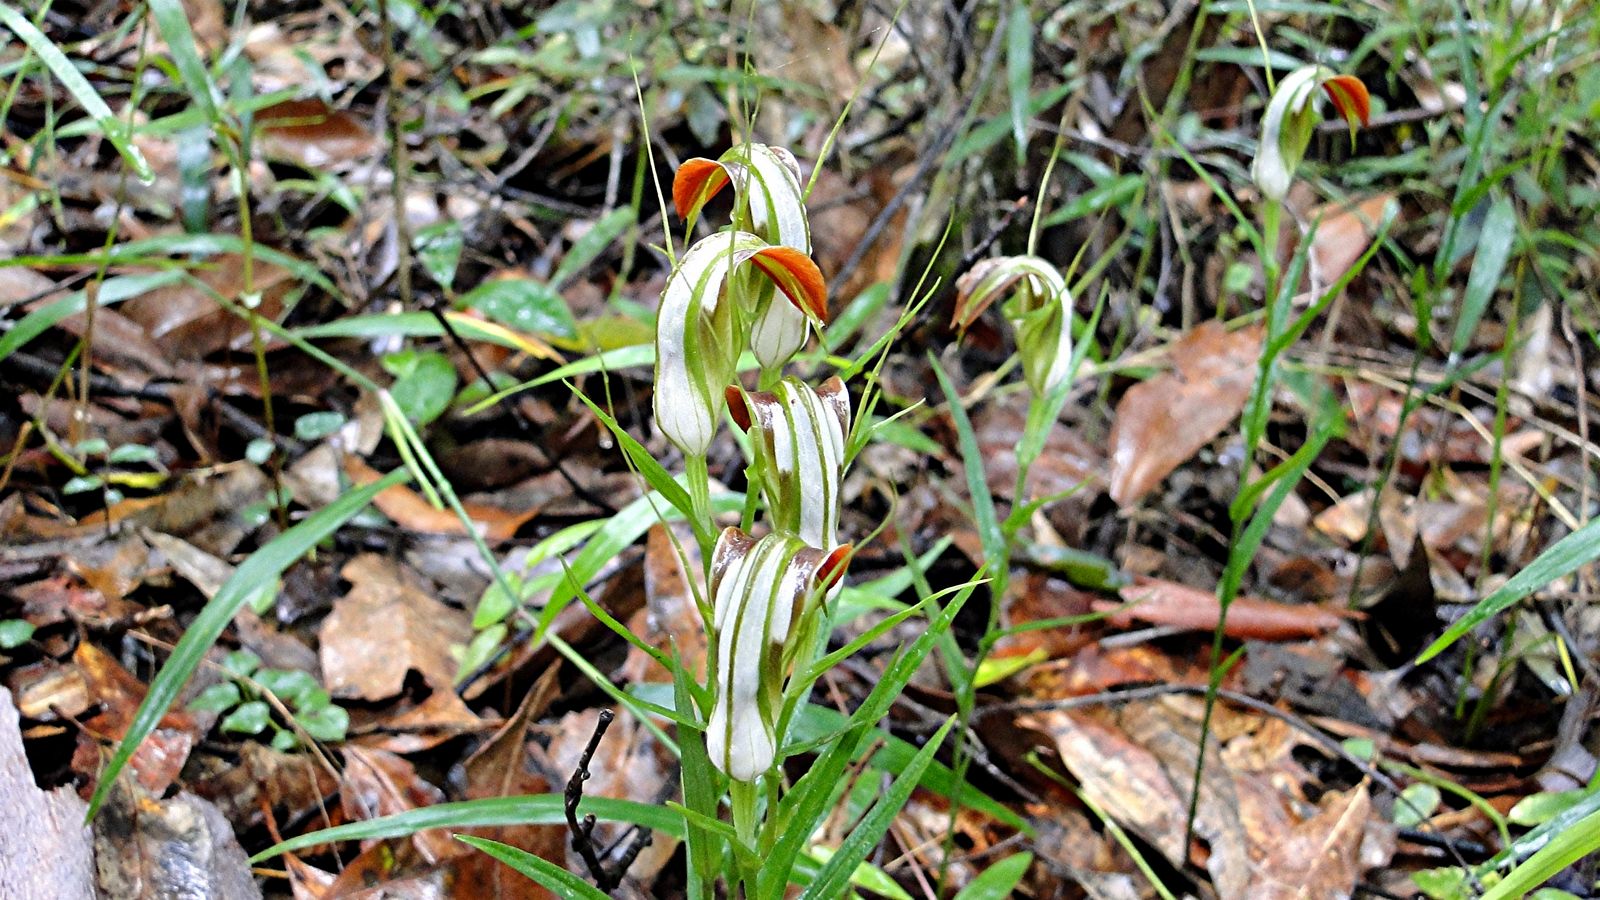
{"left": 1107, "top": 321, "right": 1263, "bottom": 507}
{"left": 1097, "top": 576, "right": 1356, "bottom": 640}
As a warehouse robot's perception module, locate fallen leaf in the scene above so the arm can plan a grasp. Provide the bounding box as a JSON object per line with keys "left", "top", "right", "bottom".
{"left": 319, "top": 554, "right": 473, "bottom": 704}
{"left": 529, "top": 708, "right": 677, "bottom": 883}
{"left": 1107, "top": 322, "right": 1263, "bottom": 507}
{"left": 339, "top": 746, "right": 454, "bottom": 863}
{"left": 345, "top": 456, "right": 537, "bottom": 541}
{"left": 620, "top": 523, "right": 707, "bottom": 685}
{"left": 76, "top": 642, "right": 197, "bottom": 795}
{"left": 1097, "top": 576, "right": 1355, "bottom": 640}
{"left": 1025, "top": 700, "right": 1264, "bottom": 898}
{"left": 1304, "top": 195, "right": 1396, "bottom": 293}
{"left": 255, "top": 98, "right": 379, "bottom": 168}
{"left": 1247, "top": 785, "right": 1387, "bottom": 899}
{"left": 119, "top": 255, "right": 296, "bottom": 361}
{"left": 456, "top": 668, "right": 563, "bottom": 900}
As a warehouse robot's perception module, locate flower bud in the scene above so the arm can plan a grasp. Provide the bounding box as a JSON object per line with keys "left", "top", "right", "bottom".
{"left": 726, "top": 376, "right": 851, "bottom": 552}
{"left": 705, "top": 527, "right": 849, "bottom": 782}
{"left": 954, "top": 256, "right": 1074, "bottom": 396}
{"left": 653, "top": 232, "right": 827, "bottom": 457}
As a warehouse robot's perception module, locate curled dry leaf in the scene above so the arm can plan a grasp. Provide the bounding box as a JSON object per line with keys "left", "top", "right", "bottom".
{"left": 1098, "top": 576, "right": 1357, "bottom": 641}
{"left": 1107, "top": 321, "right": 1263, "bottom": 507}
{"left": 75, "top": 642, "right": 198, "bottom": 795}
{"left": 1303, "top": 194, "right": 1396, "bottom": 293}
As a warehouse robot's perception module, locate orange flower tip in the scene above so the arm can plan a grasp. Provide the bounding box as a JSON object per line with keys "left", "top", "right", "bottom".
{"left": 725, "top": 386, "right": 752, "bottom": 431}
{"left": 751, "top": 247, "right": 829, "bottom": 324}
{"left": 818, "top": 544, "right": 852, "bottom": 591}
{"left": 1322, "top": 75, "right": 1371, "bottom": 128}
{"left": 672, "top": 158, "right": 727, "bottom": 220}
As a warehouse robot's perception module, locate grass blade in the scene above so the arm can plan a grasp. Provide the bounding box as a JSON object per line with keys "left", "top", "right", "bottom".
{"left": 0, "top": 2, "right": 152, "bottom": 181}
{"left": 86, "top": 468, "right": 410, "bottom": 819}
{"left": 146, "top": 0, "right": 220, "bottom": 121}
{"left": 798, "top": 717, "right": 954, "bottom": 899}
{"left": 953, "top": 851, "right": 1033, "bottom": 899}
{"left": 455, "top": 835, "right": 612, "bottom": 899}
{"left": 929, "top": 356, "right": 1003, "bottom": 570}
{"left": 253, "top": 793, "right": 684, "bottom": 861}
{"left": 1450, "top": 194, "right": 1517, "bottom": 359}
{"left": 1416, "top": 515, "right": 1600, "bottom": 664}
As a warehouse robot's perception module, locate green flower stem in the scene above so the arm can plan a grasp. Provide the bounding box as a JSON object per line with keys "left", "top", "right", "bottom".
{"left": 685, "top": 452, "right": 714, "bottom": 570}
{"left": 730, "top": 777, "right": 761, "bottom": 888}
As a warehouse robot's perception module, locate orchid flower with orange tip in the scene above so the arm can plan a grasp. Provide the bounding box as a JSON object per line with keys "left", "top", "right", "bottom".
{"left": 952, "top": 256, "right": 1074, "bottom": 397}
{"left": 653, "top": 231, "right": 827, "bottom": 457}
{"left": 726, "top": 376, "right": 851, "bottom": 552}
{"left": 674, "top": 144, "right": 818, "bottom": 370}
{"left": 705, "top": 527, "right": 849, "bottom": 782}
{"left": 1251, "top": 65, "right": 1372, "bottom": 203}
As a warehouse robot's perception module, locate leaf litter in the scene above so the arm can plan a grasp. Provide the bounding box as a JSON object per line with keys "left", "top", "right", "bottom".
{"left": 0, "top": 0, "right": 1596, "bottom": 896}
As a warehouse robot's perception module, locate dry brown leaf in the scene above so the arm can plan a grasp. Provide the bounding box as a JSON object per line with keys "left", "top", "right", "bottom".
{"left": 339, "top": 746, "right": 454, "bottom": 863}
{"left": 119, "top": 255, "right": 296, "bottom": 360}
{"left": 1026, "top": 698, "right": 1318, "bottom": 899}
{"left": 621, "top": 524, "right": 707, "bottom": 684}
{"left": 75, "top": 642, "right": 197, "bottom": 795}
{"left": 344, "top": 457, "right": 537, "bottom": 541}
{"left": 529, "top": 708, "right": 677, "bottom": 882}
{"left": 1098, "top": 576, "right": 1355, "bottom": 641}
{"left": 456, "top": 668, "right": 563, "bottom": 900}
{"left": 319, "top": 554, "right": 473, "bottom": 704}
{"left": 1107, "top": 322, "right": 1263, "bottom": 507}
{"left": 1247, "top": 785, "right": 1386, "bottom": 899}
{"left": 1303, "top": 195, "right": 1396, "bottom": 293}
{"left": 974, "top": 401, "right": 1102, "bottom": 503}
{"left": 255, "top": 98, "right": 379, "bottom": 168}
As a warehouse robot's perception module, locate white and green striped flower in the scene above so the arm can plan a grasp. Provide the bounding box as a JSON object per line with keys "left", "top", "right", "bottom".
{"left": 726, "top": 376, "right": 851, "bottom": 552}
{"left": 674, "top": 144, "right": 818, "bottom": 369}
{"left": 1251, "top": 66, "right": 1372, "bottom": 202}
{"left": 654, "top": 231, "right": 827, "bottom": 457}
{"left": 954, "top": 256, "right": 1075, "bottom": 396}
{"left": 705, "top": 527, "right": 850, "bottom": 782}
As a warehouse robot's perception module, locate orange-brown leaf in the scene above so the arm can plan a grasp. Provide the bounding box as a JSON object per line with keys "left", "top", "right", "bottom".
{"left": 1098, "top": 576, "right": 1356, "bottom": 640}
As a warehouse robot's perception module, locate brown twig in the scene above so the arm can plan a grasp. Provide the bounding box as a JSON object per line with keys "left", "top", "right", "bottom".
{"left": 566, "top": 708, "right": 619, "bottom": 893}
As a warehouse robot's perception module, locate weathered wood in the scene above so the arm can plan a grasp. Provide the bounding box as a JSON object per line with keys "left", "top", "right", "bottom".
{"left": 0, "top": 686, "right": 97, "bottom": 900}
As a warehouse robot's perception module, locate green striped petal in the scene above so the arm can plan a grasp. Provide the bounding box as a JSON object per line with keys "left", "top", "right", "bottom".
{"left": 706, "top": 527, "right": 848, "bottom": 782}
{"left": 727, "top": 377, "right": 851, "bottom": 551}
{"left": 653, "top": 232, "right": 828, "bottom": 457}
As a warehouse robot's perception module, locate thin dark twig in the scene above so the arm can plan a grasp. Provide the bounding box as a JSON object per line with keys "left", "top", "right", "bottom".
{"left": 956, "top": 195, "right": 1031, "bottom": 274}
{"left": 566, "top": 708, "right": 619, "bottom": 892}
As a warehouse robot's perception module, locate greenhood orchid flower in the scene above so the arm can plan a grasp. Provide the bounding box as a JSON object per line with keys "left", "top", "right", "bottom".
{"left": 674, "top": 144, "right": 817, "bottom": 369}
{"left": 653, "top": 231, "right": 827, "bottom": 457}
{"left": 706, "top": 527, "right": 849, "bottom": 782}
{"left": 1251, "top": 65, "right": 1372, "bottom": 203}
{"left": 726, "top": 376, "right": 851, "bottom": 552}
{"left": 953, "top": 256, "right": 1075, "bottom": 396}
